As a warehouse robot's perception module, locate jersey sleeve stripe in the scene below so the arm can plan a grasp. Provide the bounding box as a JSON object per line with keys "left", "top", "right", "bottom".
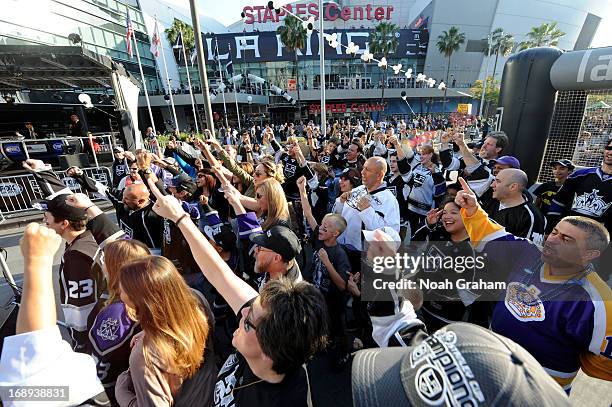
{"left": 582, "top": 273, "right": 612, "bottom": 355}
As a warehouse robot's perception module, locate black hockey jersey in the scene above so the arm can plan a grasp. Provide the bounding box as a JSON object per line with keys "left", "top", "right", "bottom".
{"left": 482, "top": 198, "right": 547, "bottom": 246}
{"left": 549, "top": 167, "right": 612, "bottom": 232}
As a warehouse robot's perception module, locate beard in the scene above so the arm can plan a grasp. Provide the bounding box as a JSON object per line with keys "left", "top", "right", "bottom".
{"left": 254, "top": 256, "right": 271, "bottom": 274}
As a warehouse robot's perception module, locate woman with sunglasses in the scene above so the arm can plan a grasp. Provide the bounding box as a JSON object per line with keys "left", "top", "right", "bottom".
{"left": 252, "top": 178, "right": 291, "bottom": 231}
{"left": 116, "top": 163, "right": 141, "bottom": 193}
{"left": 115, "top": 255, "right": 216, "bottom": 406}
{"left": 146, "top": 179, "right": 328, "bottom": 407}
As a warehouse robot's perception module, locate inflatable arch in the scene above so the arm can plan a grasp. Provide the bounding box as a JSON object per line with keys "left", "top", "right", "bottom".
{"left": 498, "top": 46, "right": 612, "bottom": 183}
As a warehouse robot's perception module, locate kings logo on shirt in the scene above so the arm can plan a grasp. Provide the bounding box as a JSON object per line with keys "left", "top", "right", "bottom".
{"left": 504, "top": 282, "right": 546, "bottom": 322}
{"left": 572, "top": 189, "right": 612, "bottom": 217}
{"left": 96, "top": 317, "right": 119, "bottom": 341}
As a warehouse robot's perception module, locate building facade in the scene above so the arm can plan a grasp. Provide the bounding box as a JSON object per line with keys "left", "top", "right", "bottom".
{"left": 1, "top": 0, "right": 611, "bottom": 132}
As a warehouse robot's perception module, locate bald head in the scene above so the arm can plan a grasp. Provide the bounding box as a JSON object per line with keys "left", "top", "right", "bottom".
{"left": 362, "top": 157, "right": 387, "bottom": 191}
{"left": 501, "top": 168, "right": 528, "bottom": 190}
{"left": 123, "top": 182, "right": 150, "bottom": 210}
{"left": 492, "top": 168, "right": 528, "bottom": 201}
{"left": 368, "top": 156, "right": 387, "bottom": 174}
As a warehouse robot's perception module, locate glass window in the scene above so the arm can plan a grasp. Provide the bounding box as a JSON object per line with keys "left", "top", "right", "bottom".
{"left": 92, "top": 27, "right": 106, "bottom": 46}
{"left": 104, "top": 31, "right": 118, "bottom": 48}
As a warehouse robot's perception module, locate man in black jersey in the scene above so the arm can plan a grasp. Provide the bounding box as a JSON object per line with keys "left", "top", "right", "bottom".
{"left": 549, "top": 140, "right": 612, "bottom": 232}
{"left": 483, "top": 168, "right": 546, "bottom": 245}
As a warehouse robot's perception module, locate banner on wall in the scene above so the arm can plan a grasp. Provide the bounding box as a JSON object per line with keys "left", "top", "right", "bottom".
{"left": 198, "top": 29, "right": 428, "bottom": 64}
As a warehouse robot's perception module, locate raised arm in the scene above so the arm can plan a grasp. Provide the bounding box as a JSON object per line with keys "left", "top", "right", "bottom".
{"left": 148, "top": 179, "right": 257, "bottom": 314}
{"left": 17, "top": 223, "right": 62, "bottom": 334}
{"left": 297, "top": 176, "right": 318, "bottom": 231}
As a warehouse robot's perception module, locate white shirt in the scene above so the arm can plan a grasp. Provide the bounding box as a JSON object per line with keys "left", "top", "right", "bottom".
{"left": 336, "top": 184, "right": 401, "bottom": 251}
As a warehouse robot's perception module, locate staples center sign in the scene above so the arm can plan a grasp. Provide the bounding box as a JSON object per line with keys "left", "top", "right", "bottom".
{"left": 242, "top": 3, "right": 394, "bottom": 24}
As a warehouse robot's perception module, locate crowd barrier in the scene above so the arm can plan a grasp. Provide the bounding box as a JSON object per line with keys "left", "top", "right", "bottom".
{"left": 0, "top": 167, "right": 112, "bottom": 216}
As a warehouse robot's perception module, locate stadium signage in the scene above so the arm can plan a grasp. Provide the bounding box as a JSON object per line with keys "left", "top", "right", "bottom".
{"left": 203, "top": 29, "right": 428, "bottom": 63}
{"left": 308, "top": 102, "right": 387, "bottom": 114}
{"left": 242, "top": 3, "right": 394, "bottom": 24}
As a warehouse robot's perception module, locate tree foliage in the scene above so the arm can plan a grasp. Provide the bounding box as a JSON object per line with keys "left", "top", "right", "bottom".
{"left": 369, "top": 21, "right": 399, "bottom": 116}
{"left": 165, "top": 19, "right": 195, "bottom": 54}
{"left": 437, "top": 26, "right": 466, "bottom": 83}
{"left": 519, "top": 22, "right": 565, "bottom": 50}
{"left": 483, "top": 28, "right": 515, "bottom": 79}
{"left": 470, "top": 76, "right": 500, "bottom": 104}
{"left": 277, "top": 14, "right": 307, "bottom": 118}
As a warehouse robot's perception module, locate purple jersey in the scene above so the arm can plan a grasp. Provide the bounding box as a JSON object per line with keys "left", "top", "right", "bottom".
{"left": 462, "top": 206, "right": 612, "bottom": 391}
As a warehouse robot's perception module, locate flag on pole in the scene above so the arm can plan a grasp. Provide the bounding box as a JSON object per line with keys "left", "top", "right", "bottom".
{"left": 150, "top": 21, "right": 161, "bottom": 58}
{"left": 190, "top": 48, "right": 197, "bottom": 66}
{"left": 174, "top": 32, "right": 183, "bottom": 62}
{"left": 226, "top": 43, "right": 234, "bottom": 77}
{"left": 125, "top": 13, "right": 134, "bottom": 58}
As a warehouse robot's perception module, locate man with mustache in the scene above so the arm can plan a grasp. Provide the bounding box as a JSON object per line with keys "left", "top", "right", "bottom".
{"left": 455, "top": 177, "right": 612, "bottom": 393}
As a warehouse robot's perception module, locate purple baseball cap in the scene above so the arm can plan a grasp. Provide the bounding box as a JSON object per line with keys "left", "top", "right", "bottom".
{"left": 491, "top": 155, "right": 520, "bottom": 169}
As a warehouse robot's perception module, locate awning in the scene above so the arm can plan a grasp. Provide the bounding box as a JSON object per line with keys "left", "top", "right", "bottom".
{"left": 0, "top": 45, "right": 130, "bottom": 91}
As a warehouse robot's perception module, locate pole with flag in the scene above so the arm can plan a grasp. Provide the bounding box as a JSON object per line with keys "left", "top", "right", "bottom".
{"left": 228, "top": 43, "right": 241, "bottom": 130}
{"left": 153, "top": 18, "right": 179, "bottom": 133}
{"left": 177, "top": 29, "right": 200, "bottom": 134}
{"left": 127, "top": 12, "right": 156, "bottom": 138}
{"left": 214, "top": 37, "right": 230, "bottom": 130}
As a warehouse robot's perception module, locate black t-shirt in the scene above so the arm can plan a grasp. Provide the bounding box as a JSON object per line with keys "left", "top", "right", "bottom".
{"left": 310, "top": 227, "right": 350, "bottom": 302}
{"left": 533, "top": 181, "right": 562, "bottom": 215}
{"left": 213, "top": 300, "right": 308, "bottom": 407}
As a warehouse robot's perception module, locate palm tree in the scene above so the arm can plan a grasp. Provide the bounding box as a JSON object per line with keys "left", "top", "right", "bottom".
{"left": 483, "top": 28, "right": 515, "bottom": 79}
{"left": 518, "top": 22, "right": 565, "bottom": 50}
{"left": 165, "top": 19, "right": 195, "bottom": 59}
{"left": 369, "top": 21, "right": 399, "bottom": 114}
{"left": 437, "top": 26, "right": 466, "bottom": 85}
{"left": 277, "top": 14, "right": 307, "bottom": 120}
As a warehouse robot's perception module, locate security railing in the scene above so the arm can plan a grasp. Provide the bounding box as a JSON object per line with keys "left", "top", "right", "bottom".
{"left": 0, "top": 167, "right": 112, "bottom": 216}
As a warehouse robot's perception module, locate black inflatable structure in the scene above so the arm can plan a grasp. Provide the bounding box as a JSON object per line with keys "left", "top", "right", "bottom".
{"left": 497, "top": 48, "right": 563, "bottom": 183}
{"left": 497, "top": 46, "right": 612, "bottom": 183}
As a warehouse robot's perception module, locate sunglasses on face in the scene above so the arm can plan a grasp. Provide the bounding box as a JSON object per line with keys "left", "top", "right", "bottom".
{"left": 254, "top": 171, "right": 265, "bottom": 177}
{"left": 606, "top": 145, "right": 612, "bottom": 151}
{"left": 129, "top": 168, "right": 138, "bottom": 171}
{"left": 256, "top": 193, "right": 263, "bottom": 199}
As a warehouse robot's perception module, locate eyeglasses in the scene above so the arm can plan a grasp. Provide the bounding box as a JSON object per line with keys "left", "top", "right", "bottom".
{"left": 254, "top": 171, "right": 265, "bottom": 177}
{"left": 243, "top": 303, "right": 258, "bottom": 332}
{"left": 197, "top": 174, "right": 206, "bottom": 178}
{"left": 605, "top": 145, "right": 612, "bottom": 151}
{"left": 129, "top": 168, "right": 138, "bottom": 171}
{"left": 256, "top": 193, "right": 263, "bottom": 199}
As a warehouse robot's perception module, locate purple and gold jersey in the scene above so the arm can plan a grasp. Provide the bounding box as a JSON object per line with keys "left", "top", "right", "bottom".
{"left": 462, "top": 206, "right": 612, "bottom": 391}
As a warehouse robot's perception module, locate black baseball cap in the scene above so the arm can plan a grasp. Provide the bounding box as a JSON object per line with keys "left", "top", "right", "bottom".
{"left": 250, "top": 225, "right": 301, "bottom": 262}
{"left": 168, "top": 174, "right": 197, "bottom": 195}
{"left": 203, "top": 223, "right": 236, "bottom": 252}
{"left": 33, "top": 194, "right": 88, "bottom": 222}
{"left": 352, "top": 322, "right": 570, "bottom": 407}
{"left": 549, "top": 159, "right": 575, "bottom": 170}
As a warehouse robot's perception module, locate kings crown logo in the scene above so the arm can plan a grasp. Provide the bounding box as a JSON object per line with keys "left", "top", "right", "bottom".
{"left": 573, "top": 189, "right": 612, "bottom": 217}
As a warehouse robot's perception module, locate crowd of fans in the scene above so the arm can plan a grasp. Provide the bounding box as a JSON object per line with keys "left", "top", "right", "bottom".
{"left": 0, "top": 114, "right": 610, "bottom": 407}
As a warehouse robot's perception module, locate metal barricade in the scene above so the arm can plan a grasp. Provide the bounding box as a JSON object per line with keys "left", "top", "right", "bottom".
{"left": 0, "top": 167, "right": 112, "bottom": 217}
